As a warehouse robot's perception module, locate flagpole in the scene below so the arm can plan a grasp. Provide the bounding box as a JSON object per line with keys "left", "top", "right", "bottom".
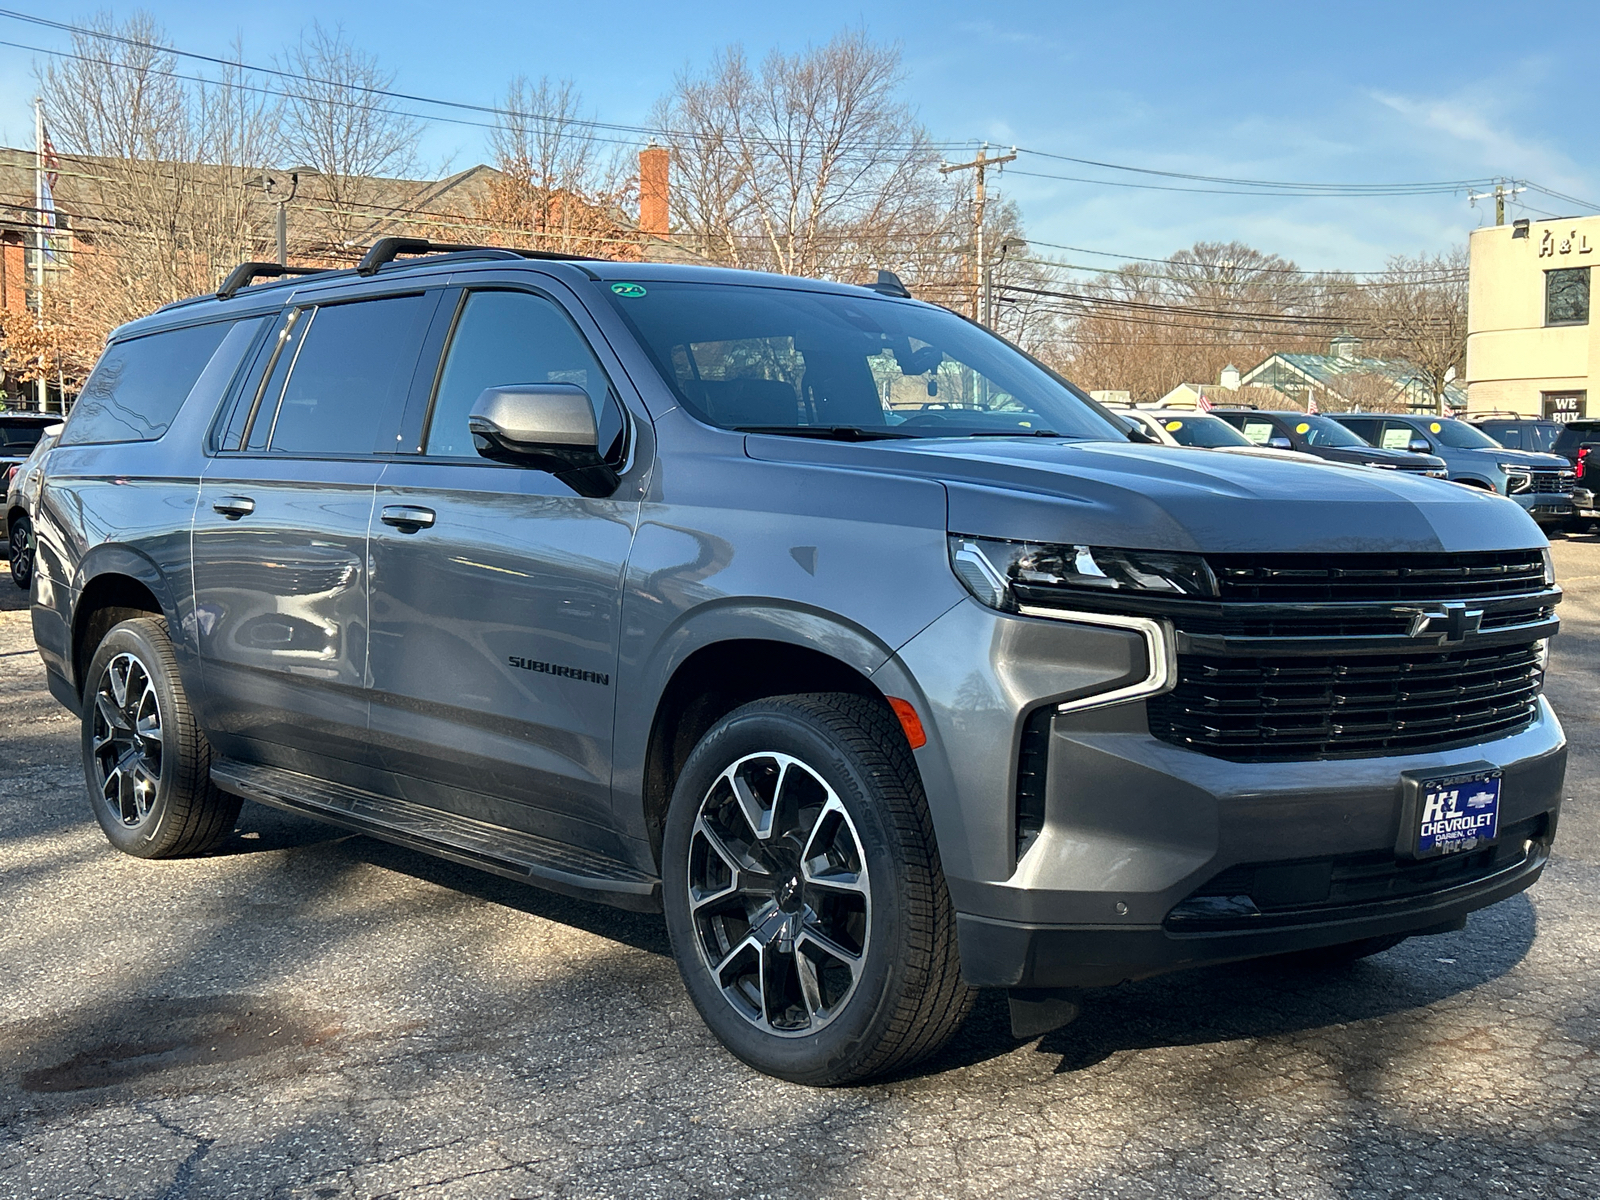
{"left": 33, "top": 96, "right": 44, "bottom": 412}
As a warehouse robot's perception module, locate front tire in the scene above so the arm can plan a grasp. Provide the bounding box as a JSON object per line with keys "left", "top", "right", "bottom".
{"left": 81, "top": 616, "right": 240, "bottom": 858}
{"left": 662, "top": 693, "right": 973, "bottom": 1085}
{"left": 8, "top": 513, "right": 32, "bottom": 588}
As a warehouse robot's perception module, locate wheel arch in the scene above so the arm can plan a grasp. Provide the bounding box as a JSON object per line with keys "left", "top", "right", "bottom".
{"left": 70, "top": 548, "right": 177, "bottom": 695}
{"left": 637, "top": 622, "right": 906, "bottom": 869}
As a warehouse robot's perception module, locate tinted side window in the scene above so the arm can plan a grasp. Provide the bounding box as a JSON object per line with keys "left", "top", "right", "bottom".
{"left": 1485, "top": 424, "right": 1522, "bottom": 449}
{"left": 425, "top": 290, "right": 617, "bottom": 458}
{"left": 1339, "top": 418, "right": 1380, "bottom": 442}
{"left": 264, "top": 295, "right": 429, "bottom": 455}
{"left": 62, "top": 321, "right": 235, "bottom": 445}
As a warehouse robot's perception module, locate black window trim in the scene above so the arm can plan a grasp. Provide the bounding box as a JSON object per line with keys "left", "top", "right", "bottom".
{"left": 66, "top": 311, "right": 264, "bottom": 448}
{"left": 407, "top": 281, "right": 629, "bottom": 465}
{"left": 213, "top": 287, "right": 438, "bottom": 459}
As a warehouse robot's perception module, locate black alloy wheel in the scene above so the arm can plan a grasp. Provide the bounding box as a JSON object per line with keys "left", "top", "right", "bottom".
{"left": 81, "top": 616, "right": 241, "bottom": 858}
{"left": 91, "top": 650, "right": 166, "bottom": 827}
{"left": 663, "top": 693, "right": 972, "bottom": 1085}
{"left": 687, "top": 750, "right": 872, "bottom": 1035}
{"left": 8, "top": 513, "right": 31, "bottom": 588}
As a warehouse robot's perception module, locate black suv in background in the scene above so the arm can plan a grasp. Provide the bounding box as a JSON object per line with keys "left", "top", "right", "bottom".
{"left": 1468, "top": 415, "right": 1564, "bottom": 454}
{"left": 1211, "top": 409, "right": 1448, "bottom": 475}
{"left": 1553, "top": 420, "right": 1600, "bottom": 529}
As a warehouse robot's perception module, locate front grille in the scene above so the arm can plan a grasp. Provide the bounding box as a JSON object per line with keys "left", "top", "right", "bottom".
{"left": 1528, "top": 470, "right": 1576, "bottom": 495}
{"left": 1206, "top": 549, "right": 1548, "bottom": 603}
{"left": 1146, "top": 643, "right": 1544, "bottom": 761}
{"left": 1164, "top": 816, "right": 1548, "bottom": 931}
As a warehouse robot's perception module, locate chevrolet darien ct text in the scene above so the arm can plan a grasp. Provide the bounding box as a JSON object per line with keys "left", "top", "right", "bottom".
{"left": 27, "top": 240, "right": 1565, "bottom": 1084}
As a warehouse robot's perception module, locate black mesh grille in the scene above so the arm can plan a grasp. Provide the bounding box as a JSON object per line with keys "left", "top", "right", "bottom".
{"left": 1206, "top": 549, "right": 1548, "bottom": 603}
{"left": 1146, "top": 643, "right": 1544, "bottom": 761}
{"left": 1015, "top": 708, "right": 1052, "bottom": 859}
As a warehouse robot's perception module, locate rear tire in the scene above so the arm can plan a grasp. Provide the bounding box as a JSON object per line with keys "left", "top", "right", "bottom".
{"left": 8, "top": 513, "right": 31, "bottom": 588}
{"left": 81, "top": 616, "right": 240, "bottom": 858}
{"left": 662, "top": 692, "right": 973, "bottom": 1085}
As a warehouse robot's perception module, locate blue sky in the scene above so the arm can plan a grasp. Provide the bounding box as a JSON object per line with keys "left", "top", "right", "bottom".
{"left": 0, "top": 0, "right": 1593, "bottom": 272}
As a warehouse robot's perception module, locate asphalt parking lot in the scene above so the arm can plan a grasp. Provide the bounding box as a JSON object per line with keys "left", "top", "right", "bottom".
{"left": 2, "top": 537, "right": 1599, "bottom": 1200}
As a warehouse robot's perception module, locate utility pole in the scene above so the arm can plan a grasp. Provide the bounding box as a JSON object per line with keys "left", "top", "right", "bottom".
{"left": 261, "top": 172, "right": 300, "bottom": 266}
{"left": 32, "top": 97, "right": 45, "bottom": 411}
{"left": 1469, "top": 178, "right": 1525, "bottom": 226}
{"left": 940, "top": 143, "right": 1016, "bottom": 326}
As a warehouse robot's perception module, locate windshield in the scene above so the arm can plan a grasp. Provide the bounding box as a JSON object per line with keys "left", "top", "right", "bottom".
{"left": 1156, "top": 414, "right": 1253, "bottom": 448}
{"left": 1427, "top": 418, "right": 1502, "bottom": 449}
{"left": 0, "top": 421, "right": 46, "bottom": 452}
{"left": 599, "top": 280, "right": 1125, "bottom": 440}
{"left": 1297, "top": 415, "right": 1368, "bottom": 448}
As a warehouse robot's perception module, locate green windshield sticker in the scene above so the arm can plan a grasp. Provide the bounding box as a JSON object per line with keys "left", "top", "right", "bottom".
{"left": 611, "top": 282, "right": 647, "bottom": 298}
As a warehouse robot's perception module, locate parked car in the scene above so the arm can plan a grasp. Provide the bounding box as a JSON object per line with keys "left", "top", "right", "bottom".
{"left": 1111, "top": 408, "right": 1311, "bottom": 459}
{"left": 1, "top": 411, "right": 58, "bottom": 474}
{"left": 1552, "top": 420, "right": 1600, "bottom": 532}
{"left": 1466, "top": 413, "right": 1564, "bottom": 454}
{"left": 1211, "top": 408, "right": 1450, "bottom": 476}
{"left": 1332, "top": 413, "right": 1574, "bottom": 528}
{"left": 31, "top": 240, "right": 1566, "bottom": 1085}
{"left": 5, "top": 422, "right": 61, "bottom": 587}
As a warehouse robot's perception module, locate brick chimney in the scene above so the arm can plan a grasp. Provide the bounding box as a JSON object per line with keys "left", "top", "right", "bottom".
{"left": 638, "top": 143, "right": 670, "bottom": 240}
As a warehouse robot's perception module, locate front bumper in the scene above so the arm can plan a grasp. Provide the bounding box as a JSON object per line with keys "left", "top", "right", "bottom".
{"left": 1510, "top": 489, "right": 1572, "bottom": 521}
{"left": 1573, "top": 487, "right": 1599, "bottom": 519}
{"left": 885, "top": 600, "right": 1567, "bottom": 991}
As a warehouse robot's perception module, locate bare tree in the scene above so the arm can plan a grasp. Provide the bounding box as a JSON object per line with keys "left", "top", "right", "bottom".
{"left": 655, "top": 31, "right": 960, "bottom": 283}
{"left": 36, "top": 12, "right": 276, "bottom": 354}
{"left": 276, "top": 22, "right": 423, "bottom": 252}
{"left": 476, "top": 76, "right": 630, "bottom": 255}
{"left": 1353, "top": 249, "right": 1470, "bottom": 412}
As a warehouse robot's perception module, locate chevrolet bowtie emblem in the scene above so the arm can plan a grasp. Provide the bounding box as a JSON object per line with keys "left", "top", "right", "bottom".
{"left": 1397, "top": 602, "right": 1484, "bottom": 642}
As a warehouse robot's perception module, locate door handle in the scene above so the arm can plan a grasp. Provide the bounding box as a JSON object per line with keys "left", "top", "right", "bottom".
{"left": 380, "top": 504, "right": 436, "bottom": 532}
{"left": 212, "top": 495, "right": 255, "bottom": 520}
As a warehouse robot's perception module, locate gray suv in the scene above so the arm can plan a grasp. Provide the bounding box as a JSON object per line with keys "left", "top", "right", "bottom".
{"left": 28, "top": 240, "right": 1567, "bottom": 1084}
{"left": 1333, "top": 413, "right": 1576, "bottom": 527}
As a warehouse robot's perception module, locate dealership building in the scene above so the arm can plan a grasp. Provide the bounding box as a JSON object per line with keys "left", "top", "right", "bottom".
{"left": 1467, "top": 213, "right": 1596, "bottom": 420}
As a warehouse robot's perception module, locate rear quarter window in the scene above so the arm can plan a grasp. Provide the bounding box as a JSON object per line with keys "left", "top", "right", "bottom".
{"left": 62, "top": 320, "right": 238, "bottom": 445}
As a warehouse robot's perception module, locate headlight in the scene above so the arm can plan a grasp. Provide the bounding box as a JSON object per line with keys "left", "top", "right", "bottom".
{"left": 1499, "top": 464, "right": 1533, "bottom": 494}
{"left": 949, "top": 536, "right": 1218, "bottom": 612}
{"left": 1542, "top": 547, "right": 1556, "bottom": 587}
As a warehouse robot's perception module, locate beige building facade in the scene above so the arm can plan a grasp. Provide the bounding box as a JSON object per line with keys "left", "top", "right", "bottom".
{"left": 1467, "top": 214, "right": 1596, "bottom": 420}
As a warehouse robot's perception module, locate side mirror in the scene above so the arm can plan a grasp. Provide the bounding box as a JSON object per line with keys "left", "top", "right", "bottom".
{"left": 1267, "top": 436, "right": 1293, "bottom": 450}
{"left": 468, "top": 384, "right": 621, "bottom": 497}
{"left": 1408, "top": 437, "right": 1432, "bottom": 454}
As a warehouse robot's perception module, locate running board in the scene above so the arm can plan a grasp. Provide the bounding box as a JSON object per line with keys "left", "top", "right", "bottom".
{"left": 211, "top": 758, "right": 661, "bottom": 911}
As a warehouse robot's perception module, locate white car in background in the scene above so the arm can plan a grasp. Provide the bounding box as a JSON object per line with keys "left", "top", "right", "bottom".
{"left": 6, "top": 421, "right": 61, "bottom": 588}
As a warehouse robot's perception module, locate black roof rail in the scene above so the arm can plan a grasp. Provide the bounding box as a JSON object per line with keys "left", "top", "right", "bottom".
{"left": 217, "top": 262, "right": 329, "bottom": 300}
{"left": 356, "top": 235, "right": 606, "bottom": 277}
{"left": 864, "top": 269, "right": 911, "bottom": 298}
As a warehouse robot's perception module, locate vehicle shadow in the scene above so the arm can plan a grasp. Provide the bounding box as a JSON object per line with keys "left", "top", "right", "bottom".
{"left": 916, "top": 891, "right": 1538, "bottom": 1079}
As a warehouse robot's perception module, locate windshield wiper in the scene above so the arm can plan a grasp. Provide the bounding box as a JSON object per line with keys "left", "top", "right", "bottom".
{"left": 734, "top": 425, "right": 917, "bottom": 441}
{"left": 963, "top": 428, "right": 1071, "bottom": 438}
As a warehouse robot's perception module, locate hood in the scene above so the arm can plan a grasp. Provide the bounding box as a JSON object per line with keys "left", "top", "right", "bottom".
{"left": 1486, "top": 448, "right": 1572, "bottom": 468}
{"left": 1313, "top": 444, "right": 1446, "bottom": 470}
{"left": 743, "top": 435, "right": 1544, "bottom": 555}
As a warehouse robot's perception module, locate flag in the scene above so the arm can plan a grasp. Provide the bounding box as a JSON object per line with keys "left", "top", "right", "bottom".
{"left": 1197, "top": 389, "right": 1213, "bottom": 412}
{"left": 38, "top": 120, "right": 60, "bottom": 261}
{"left": 1307, "top": 394, "right": 1320, "bottom": 414}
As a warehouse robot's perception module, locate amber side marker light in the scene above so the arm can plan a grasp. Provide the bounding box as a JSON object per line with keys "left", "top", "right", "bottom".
{"left": 886, "top": 697, "right": 928, "bottom": 749}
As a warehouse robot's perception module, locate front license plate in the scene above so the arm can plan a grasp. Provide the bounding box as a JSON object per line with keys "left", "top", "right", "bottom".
{"left": 1417, "top": 772, "right": 1501, "bottom": 857}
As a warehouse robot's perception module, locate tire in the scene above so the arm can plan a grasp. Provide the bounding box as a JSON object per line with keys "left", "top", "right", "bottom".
{"left": 81, "top": 616, "right": 241, "bottom": 858}
{"left": 8, "top": 513, "right": 31, "bottom": 589}
{"left": 662, "top": 692, "right": 974, "bottom": 1086}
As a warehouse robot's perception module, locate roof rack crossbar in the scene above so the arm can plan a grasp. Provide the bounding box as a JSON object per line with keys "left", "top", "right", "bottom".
{"left": 356, "top": 235, "right": 606, "bottom": 277}
{"left": 217, "top": 262, "right": 329, "bottom": 300}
